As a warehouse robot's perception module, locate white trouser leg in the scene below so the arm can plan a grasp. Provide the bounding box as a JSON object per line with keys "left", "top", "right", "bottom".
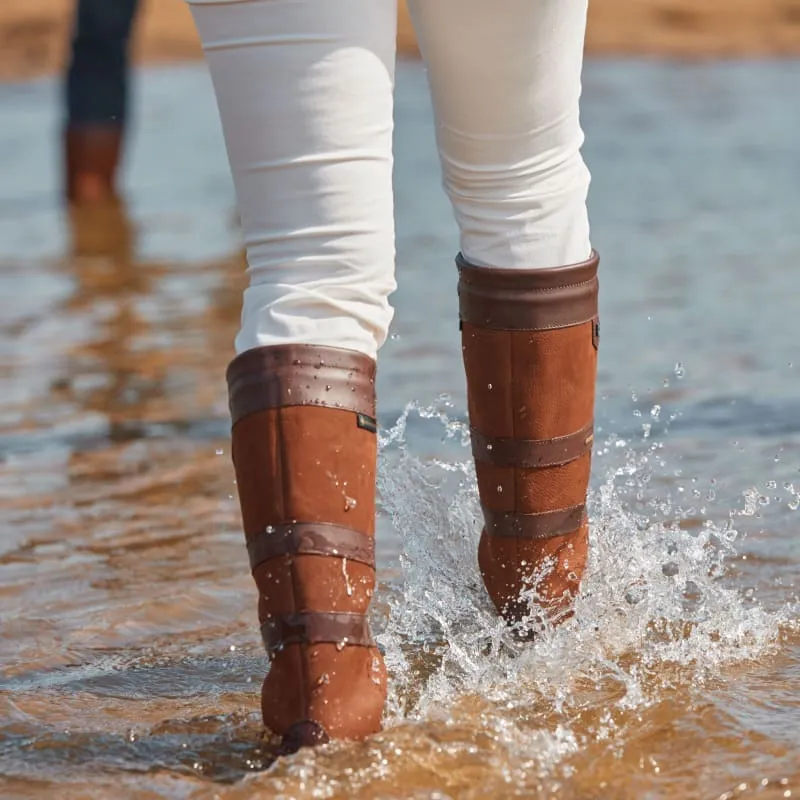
{"left": 188, "top": 0, "right": 397, "bottom": 358}
{"left": 408, "top": 0, "right": 592, "bottom": 269}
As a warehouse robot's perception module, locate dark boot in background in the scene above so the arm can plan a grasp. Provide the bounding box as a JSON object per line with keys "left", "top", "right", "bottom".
{"left": 63, "top": 0, "right": 140, "bottom": 204}
{"left": 64, "top": 125, "right": 125, "bottom": 204}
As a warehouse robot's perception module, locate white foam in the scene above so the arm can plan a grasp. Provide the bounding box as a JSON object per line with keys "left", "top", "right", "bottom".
{"left": 374, "top": 400, "right": 790, "bottom": 773}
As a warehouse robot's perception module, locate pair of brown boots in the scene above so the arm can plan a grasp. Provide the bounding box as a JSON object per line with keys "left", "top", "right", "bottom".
{"left": 226, "top": 252, "right": 599, "bottom": 753}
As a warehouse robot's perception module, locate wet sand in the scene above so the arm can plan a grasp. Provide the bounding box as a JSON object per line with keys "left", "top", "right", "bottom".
{"left": 2, "top": 0, "right": 800, "bottom": 80}
{"left": 1, "top": 58, "right": 799, "bottom": 798}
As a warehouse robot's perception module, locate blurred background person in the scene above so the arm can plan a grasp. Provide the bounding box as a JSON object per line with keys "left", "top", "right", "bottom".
{"left": 63, "top": 0, "right": 140, "bottom": 205}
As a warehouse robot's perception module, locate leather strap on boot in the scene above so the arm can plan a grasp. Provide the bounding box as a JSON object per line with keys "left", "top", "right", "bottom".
{"left": 227, "top": 344, "right": 379, "bottom": 660}
{"left": 247, "top": 521, "right": 376, "bottom": 657}
{"left": 458, "top": 251, "right": 599, "bottom": 541}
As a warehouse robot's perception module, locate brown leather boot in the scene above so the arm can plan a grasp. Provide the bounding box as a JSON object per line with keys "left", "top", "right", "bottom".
{"left": 458, "top": 252, "right": 599, "bottom": 625}
{"left": 64, "top": 125, "right": 124, "bottom": 205}
{"left": 226, "top": 344, "right": 387, "bottom": 753}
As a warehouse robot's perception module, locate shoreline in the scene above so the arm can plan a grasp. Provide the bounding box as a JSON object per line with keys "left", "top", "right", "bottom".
{"left": 2, "top": 0, "right": 800, "bottom": 82}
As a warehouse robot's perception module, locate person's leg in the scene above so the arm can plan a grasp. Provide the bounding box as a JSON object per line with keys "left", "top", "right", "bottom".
{"left": 63, "top": 0, "right": 140, "bottom": 204}
{"left": 409, "top": 0, "right": 598, "bottom": 626}
{"left": 188, "top": 0, "right": 396, "bottom": 751}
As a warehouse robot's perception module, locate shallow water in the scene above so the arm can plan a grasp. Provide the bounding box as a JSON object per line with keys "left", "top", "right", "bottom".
{"left": 1, "top": 59, "right": 799, "bottom": 799}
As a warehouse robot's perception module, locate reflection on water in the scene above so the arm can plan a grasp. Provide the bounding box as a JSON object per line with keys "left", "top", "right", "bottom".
{"left": 1, "top": 60, "right": 799, "bottom": 798}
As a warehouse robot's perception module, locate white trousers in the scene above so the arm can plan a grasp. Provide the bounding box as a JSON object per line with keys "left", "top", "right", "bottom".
{"left": 188, "top": 0, "right": 593, "bottom": 359}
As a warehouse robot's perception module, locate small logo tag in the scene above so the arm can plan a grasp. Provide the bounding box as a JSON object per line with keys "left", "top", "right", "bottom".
{"left": 356, "top": 413, "right": 378, "bottom": 434}
{"left": 592, "top": 318, "right": 600, "bottom": 350}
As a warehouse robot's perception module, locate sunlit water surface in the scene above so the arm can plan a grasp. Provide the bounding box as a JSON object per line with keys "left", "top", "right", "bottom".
{"left": 0, "top": 59, "right": 798, "bottom": 799}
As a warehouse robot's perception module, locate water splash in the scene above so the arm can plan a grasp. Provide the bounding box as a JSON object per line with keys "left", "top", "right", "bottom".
{"left": 374, "top": 400, "right": 788, "bottom": 775}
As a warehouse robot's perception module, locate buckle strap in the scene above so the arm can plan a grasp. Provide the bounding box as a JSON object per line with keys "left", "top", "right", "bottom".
{"left": 471, "top": 423, "right": 594, "bottom": 469}
{"left": 260, "top": 612, "right": 374, "bottom": 659}
{"left": 247, "top": 522, "right": 375, "bottom": 572}
{"left": 483, "top": 503, "right": 586, "bottom": 539}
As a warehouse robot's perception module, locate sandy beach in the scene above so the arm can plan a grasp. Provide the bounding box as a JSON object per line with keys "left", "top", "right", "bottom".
{"left": 2, "top": 0, "right": 800, "bottom": 81}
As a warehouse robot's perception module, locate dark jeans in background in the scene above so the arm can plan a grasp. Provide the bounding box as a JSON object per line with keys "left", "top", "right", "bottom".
{"left": 65, "top": 0, "right": 141, "bottom": 127}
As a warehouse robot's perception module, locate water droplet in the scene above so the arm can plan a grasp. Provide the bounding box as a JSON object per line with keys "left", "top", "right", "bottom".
{"left": 487, "top": 383, "right": 493, "bottom": 390}
{"left": 486, "top": 443, "right": 493, "bottom": 451}
{"left": 315, "top": 673, "right": 330, "bottom": 687}
{"left": 625, "top": 584, "right": 647, "bottom": 605}
{"left": 344, "top": 496, "right": 358, "bottom": 511}
{"left": 265, "top": 524, "right": 275, "bottom": 534}
{"left": 336, "top": 638, "right": 348, "bottom": 651}
{"left": 370, "top": 655, "right": 383, "bottom": 684}
{"left": 674, "top": 361, "right": 686, "bottom": 379}
{"left": 215, "top": 448, "right": 224, "bottom": 456}
{"left": 342, "top": 558, "right": 354, "bottom": 597}
{"left": 496, "top": 485, "right": 503, "bottom": 493}
{"left": 229, "top": 644, "right": 236, "bottom": 652}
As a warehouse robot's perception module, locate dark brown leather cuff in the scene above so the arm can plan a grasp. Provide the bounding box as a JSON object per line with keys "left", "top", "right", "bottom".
{"left": 227, "top": 344, "right": 376, "bottom": 426}
{"left": 457, "top": 250, "right": 599, "bottom": 331}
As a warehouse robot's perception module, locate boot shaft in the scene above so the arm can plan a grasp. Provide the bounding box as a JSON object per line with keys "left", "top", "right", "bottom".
{"left": 227, "top": 344, "right": 386, "bottom": 747}
{"left": 458, "top": 252, "right": 600, "bottom": 620}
